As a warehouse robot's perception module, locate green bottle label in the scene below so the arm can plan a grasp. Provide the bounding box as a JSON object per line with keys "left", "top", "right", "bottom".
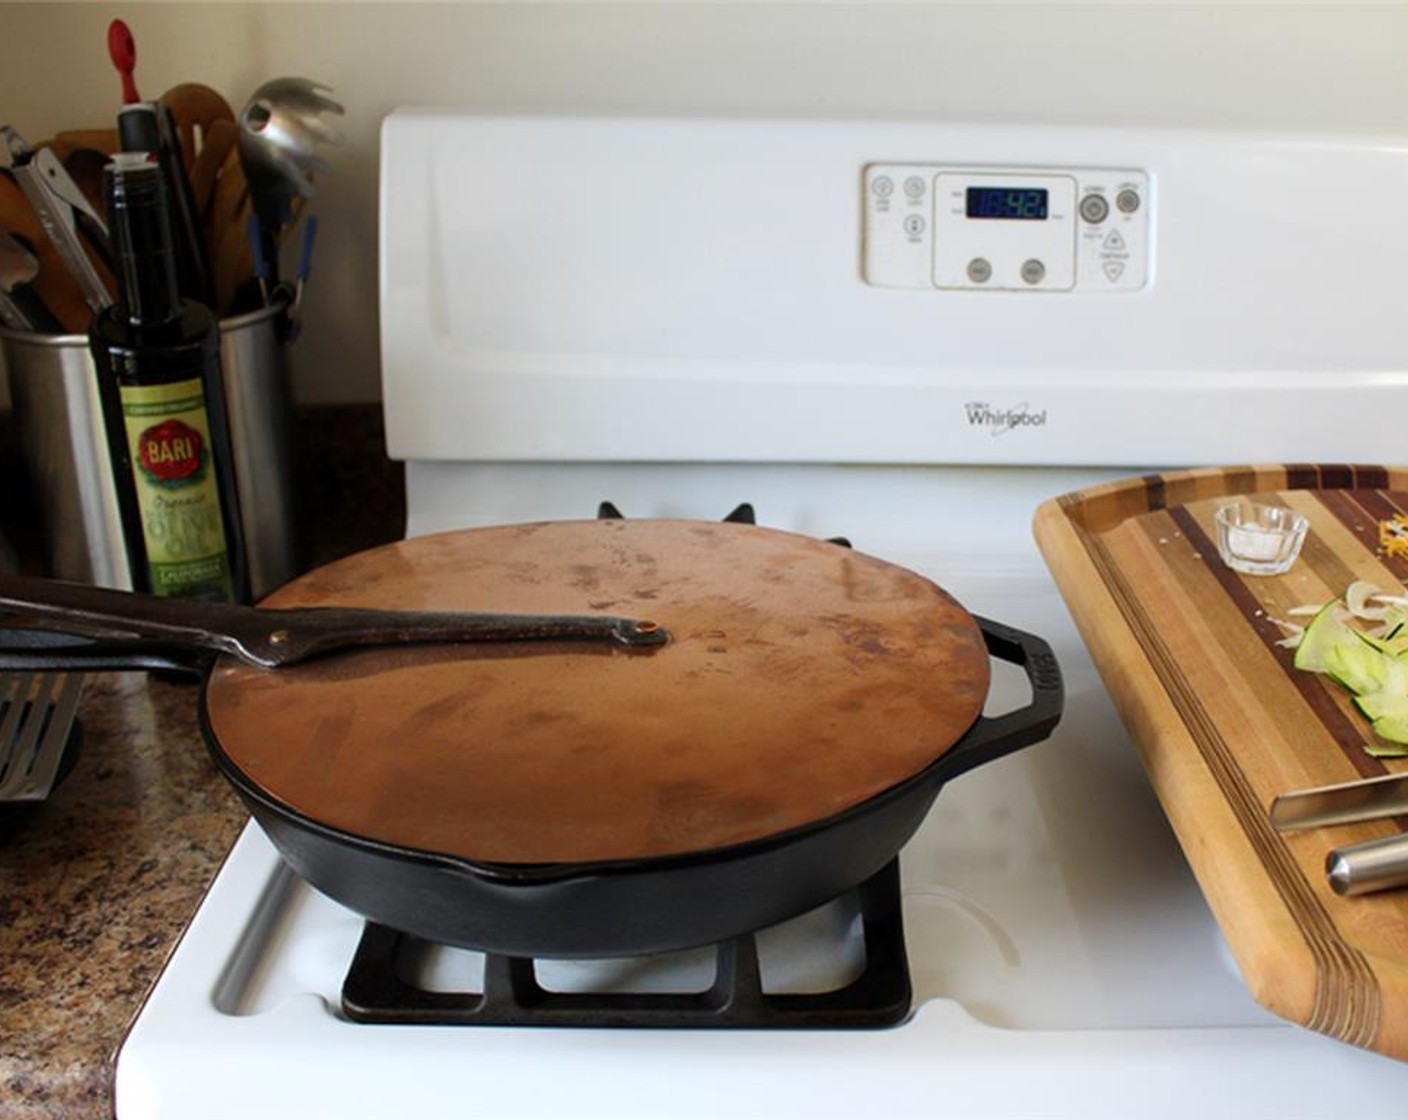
{"left": 120, "top": 378, "right": 234, "bottom": 599}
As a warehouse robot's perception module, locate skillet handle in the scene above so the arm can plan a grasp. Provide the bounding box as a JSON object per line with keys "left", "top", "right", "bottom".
{"left": 0, "top": 572, "right": 668, "bottom": 669}
{"left": 0, "top": 627, "right": 207, "bottom": 678}
{"left": 937, "top": 615, "right": 1063, "bottom": 781}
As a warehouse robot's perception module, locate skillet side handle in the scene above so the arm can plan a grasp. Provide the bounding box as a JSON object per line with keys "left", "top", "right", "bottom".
{"left": 937, "top": 615, "right": 1064, "bottom": 782}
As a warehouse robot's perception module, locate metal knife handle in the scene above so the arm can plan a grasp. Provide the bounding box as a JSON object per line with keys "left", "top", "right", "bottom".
{"left": 1327, "top": 833, "right": 1408, "bottom": 896}
{"left": 0, "top": 573, "right": 668, "bottom": 670}
{"left": 1270, "top": 772, "right": 1408, "bottom": 832}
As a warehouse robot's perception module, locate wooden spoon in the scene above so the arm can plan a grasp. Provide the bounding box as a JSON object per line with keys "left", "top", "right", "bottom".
{"left": 161, "top": 83, "right": 235, "bottom": 171}
{"left": 206, "top": 145, "right": 251, "bottom": 315}
{"left": 189, "top": 118, "right": 239, "bottom": 218}
{"left": 49, "top": 129, "right": 121, "bottom": 160}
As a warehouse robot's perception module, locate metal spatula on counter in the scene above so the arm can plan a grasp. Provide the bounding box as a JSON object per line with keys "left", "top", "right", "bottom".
{"left": 0, "top": 670, "right": 83, "bottom": 802}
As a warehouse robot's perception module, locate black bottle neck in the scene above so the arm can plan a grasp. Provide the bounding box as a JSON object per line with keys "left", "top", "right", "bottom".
{"left": 106, "top": 155, "right": 183, "bottom": 331}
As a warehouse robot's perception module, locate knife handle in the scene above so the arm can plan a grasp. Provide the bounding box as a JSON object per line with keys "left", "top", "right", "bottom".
{"left": 1327, "top": 833, "right": 1408, "bottom": 896}
{"left": 1270, "top": 772, "right": 1408, "bottom": 831}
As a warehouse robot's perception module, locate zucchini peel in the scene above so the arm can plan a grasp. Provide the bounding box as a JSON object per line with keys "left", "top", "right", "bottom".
{"left": 1284, "top": 583, "right": 1408, "bottom": 755}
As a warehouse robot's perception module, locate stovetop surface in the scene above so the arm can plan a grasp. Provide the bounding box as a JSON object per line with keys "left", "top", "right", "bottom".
{"left": 117, "top": 469, "right": 1408, "bottom": 1116}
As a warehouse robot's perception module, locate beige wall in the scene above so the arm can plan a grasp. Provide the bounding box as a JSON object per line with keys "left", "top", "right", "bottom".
{"left": 4, "top": 2, "right": 1408, "bottom": 406}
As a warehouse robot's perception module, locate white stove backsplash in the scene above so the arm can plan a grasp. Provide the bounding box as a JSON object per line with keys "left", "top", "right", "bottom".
{"left": 382, "top": 115, "right": 1408, "bottom": 470}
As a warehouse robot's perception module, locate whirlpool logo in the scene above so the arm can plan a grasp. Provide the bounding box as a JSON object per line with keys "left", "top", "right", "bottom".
{"left": 964, "top": 401, "right": 1048, "bottom": 436}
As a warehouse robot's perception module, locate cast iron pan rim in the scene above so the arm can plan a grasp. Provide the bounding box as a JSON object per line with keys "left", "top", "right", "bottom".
{"left": 197, "top": 682, "right": 985, "bottom": 887}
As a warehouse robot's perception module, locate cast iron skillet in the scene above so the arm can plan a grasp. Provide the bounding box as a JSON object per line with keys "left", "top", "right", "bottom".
{"left": 0, "top": 521, "right": 1061, "bottom": 958}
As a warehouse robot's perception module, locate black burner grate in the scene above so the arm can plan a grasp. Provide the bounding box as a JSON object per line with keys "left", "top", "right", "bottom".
{"left": 341, "top": 859, "right": 912, "bottom": 1029}
{"left": 597, "top": 500, "right": 760, "bottom": 525}
{"left": 596, "top": 501, "right": 851, "bottom": 548}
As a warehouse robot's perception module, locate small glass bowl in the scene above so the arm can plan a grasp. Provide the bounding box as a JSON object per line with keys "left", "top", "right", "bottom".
{"left": 1214, "top": 500, "right": 1309, "bottom": 576}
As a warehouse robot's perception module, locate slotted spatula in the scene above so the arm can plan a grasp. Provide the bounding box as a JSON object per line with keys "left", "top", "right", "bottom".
{"left": 0, "top": 671, "right": 83, "bottom": 803}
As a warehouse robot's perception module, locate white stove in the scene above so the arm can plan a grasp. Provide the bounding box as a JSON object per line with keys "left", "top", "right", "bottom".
{"left": 118, "top": 113, "right": 1408, "bottom": 1115}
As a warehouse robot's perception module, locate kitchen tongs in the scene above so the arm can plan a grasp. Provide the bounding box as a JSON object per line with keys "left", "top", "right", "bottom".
{"left": 0, "top": 573, "right": 668, "bottom": 673}
{"left": 2, "top": 126, "right": 113, "bottom": 314}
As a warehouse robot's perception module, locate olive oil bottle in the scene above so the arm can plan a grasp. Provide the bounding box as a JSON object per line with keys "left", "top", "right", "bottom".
{"left": 90, "top": 153, "right": 248, "bottom": 602}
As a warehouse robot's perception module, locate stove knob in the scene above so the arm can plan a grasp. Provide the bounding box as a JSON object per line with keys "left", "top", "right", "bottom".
{"left": 1079, "top": 193, "right": 1109, "bottom": 224}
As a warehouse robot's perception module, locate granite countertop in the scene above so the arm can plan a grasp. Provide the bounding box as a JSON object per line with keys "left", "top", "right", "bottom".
{"left": 0, "top": 673, "right": 246, "bottom": 1118}
{"left": 0, "top": 405, "right": 404, "bottom": 1119}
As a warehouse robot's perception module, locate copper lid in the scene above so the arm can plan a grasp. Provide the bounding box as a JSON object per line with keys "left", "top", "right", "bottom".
{"left": 204, "top": 520, "right": 990, "bottom": 865}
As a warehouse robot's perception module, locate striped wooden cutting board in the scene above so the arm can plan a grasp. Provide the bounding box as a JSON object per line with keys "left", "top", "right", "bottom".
{"left": 1034, "top": 464, "right": 1408, "bottom": 1062}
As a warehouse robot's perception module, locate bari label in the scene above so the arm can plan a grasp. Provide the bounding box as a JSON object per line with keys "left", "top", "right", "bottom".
{"left": 137, "top": 417, "right": 206, "bottom": 486}
{"left": 120, "top": 377, "right": 234, "bottom": 599}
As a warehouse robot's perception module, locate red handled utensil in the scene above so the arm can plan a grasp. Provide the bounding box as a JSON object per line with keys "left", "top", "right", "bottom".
{"left": 107, "top": 20, "right": 141, "bottom": 105}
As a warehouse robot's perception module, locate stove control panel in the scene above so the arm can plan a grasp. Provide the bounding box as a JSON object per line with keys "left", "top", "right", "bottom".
{"left": 863, "top": 164, "right": 1150, "bottom": 292}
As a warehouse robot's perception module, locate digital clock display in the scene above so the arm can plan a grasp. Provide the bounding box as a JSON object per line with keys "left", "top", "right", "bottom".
{"left": 965, "top": 187, "right": 1049, "bottom": 221}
